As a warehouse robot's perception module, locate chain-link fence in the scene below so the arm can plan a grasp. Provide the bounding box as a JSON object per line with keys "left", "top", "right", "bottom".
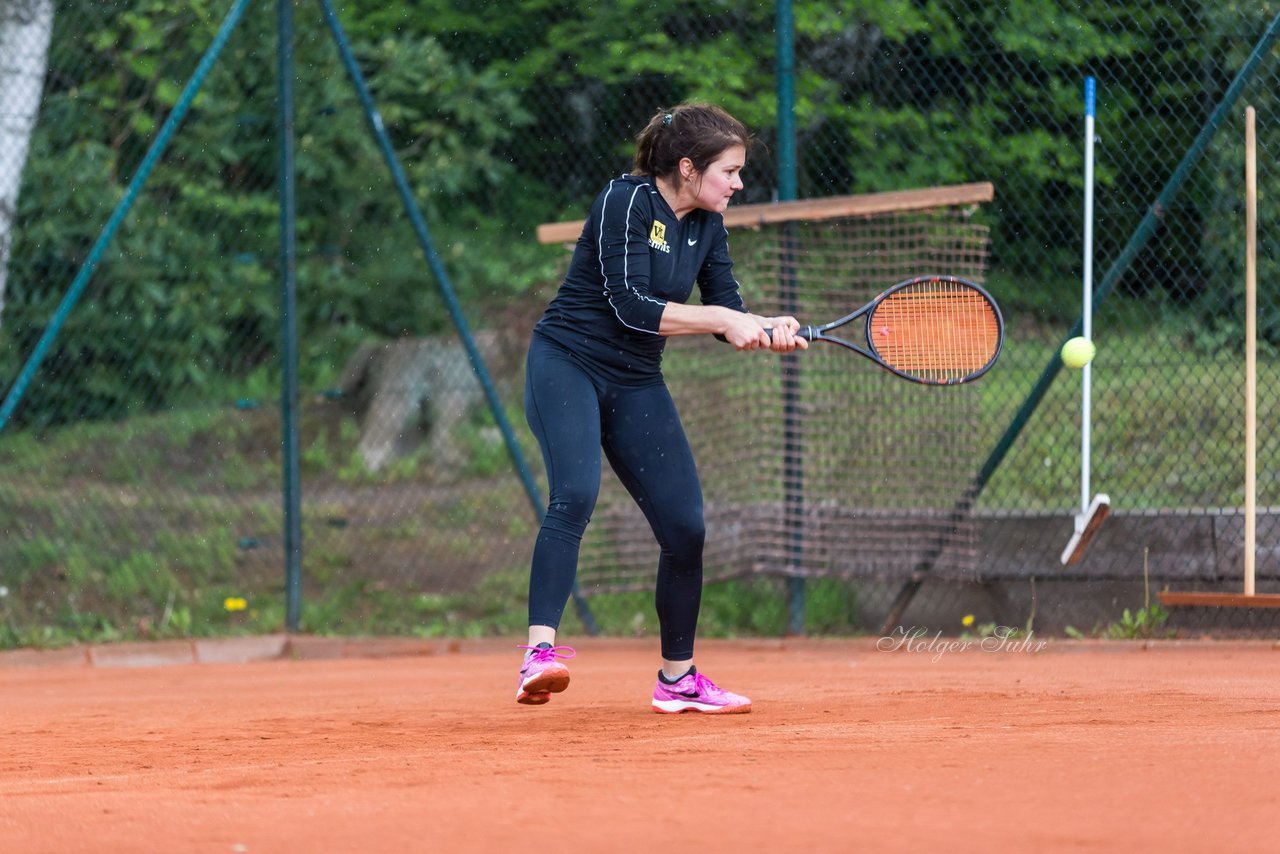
{"left": 1, "top": 1, "right": 1277, "bottom": 645}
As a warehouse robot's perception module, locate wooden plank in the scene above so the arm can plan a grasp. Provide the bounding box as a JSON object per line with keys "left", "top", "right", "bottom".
{"left": 536, "top": 182, "right": 995, "bottom": 245}
{"left": 1158, "top": 591, "right": 1280, "bottom": 608}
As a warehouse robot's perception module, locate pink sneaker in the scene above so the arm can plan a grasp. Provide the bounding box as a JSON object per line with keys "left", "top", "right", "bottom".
{"left": 515, "top": 643, "right": 575, "bottom": 705}
{"left": 652, "top": 666, "right": 751, "bottom": 714}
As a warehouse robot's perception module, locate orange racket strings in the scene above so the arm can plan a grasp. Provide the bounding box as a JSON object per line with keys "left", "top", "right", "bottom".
{"left": 870, "top": 280, "right": 1000, "bottom": 382}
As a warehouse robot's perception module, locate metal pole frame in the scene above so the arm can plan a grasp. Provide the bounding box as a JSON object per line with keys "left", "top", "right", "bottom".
{"left": 776, "top": 0, "right": 805, "bottom": 637}
{"left": 278, "top": 0, "right": 303, "bottom": 631}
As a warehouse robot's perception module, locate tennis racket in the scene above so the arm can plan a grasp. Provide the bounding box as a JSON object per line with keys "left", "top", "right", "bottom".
{"left": 771, "top": 275, "right": 1004, "bottom": 385}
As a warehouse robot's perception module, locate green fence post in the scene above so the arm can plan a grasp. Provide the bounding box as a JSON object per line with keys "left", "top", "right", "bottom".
{"left": 278, "top": 0, "right": 303, "bottom": 632}
{"left": 776, "top": 0, "right": 805, "bottom": 636}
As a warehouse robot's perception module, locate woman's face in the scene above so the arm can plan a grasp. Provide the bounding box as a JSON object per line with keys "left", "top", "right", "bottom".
{"left": 690, "top": 144, "right": 746, "bottom": 213}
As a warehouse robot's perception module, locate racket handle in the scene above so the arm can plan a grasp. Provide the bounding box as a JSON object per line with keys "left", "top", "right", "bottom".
{"left": 763, "top": 326, "right": 817, "bottom": 341}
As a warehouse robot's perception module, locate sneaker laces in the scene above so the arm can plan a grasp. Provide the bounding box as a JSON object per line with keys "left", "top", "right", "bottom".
{"left": 517, "top": 644, "right": 576, "bottom": 664}
{"left": 691, "top": 671, "right": 719, "bottom": 696}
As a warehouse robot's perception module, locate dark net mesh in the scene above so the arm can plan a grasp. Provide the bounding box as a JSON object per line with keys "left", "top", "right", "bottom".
{"left": 577, "top": 205, "right": 990, "bottom": 593}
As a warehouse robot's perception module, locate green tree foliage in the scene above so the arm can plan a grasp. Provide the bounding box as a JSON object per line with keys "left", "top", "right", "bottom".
{"left": 365, "top": 0, "right": 1237, "bottom": 297}
{"left": 3, "top": 0, "right": 560, "bottom": 425}
{"left": 807, "top": 1, "right": 1210, "bottom": 293}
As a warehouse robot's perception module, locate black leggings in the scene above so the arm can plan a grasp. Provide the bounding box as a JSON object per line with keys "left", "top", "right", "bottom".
{"left": 523, "top": 333, "right": 704, "bottom": 661}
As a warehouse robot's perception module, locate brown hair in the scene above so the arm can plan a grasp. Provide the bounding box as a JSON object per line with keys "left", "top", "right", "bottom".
{"left": 632, "top": 103, "right": 752, "bottom": 190}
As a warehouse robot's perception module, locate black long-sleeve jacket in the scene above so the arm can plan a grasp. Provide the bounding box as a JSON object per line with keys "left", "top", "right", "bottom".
{"left": 533, "top": 173, "right": 748, "bottom": 385}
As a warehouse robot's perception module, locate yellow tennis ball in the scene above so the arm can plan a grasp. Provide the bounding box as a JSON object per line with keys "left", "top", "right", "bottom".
{"left": 1060, "top": 336, "right": 1096, "bottom": 369}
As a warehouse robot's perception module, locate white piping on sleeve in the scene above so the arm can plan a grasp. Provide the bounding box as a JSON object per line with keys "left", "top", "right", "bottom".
{"left": 598, "top": 180, "right": 665, "bottom": 335}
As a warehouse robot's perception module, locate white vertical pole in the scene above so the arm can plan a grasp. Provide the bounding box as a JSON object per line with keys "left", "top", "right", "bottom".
{"left": 1244, "top": 106, "right": 1257, "bottom": 596}
{"left": 1081, "top": 77, "right": 1096, "bottom": 519}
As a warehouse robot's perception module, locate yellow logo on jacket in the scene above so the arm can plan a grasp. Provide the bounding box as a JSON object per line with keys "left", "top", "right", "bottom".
{"left": 648, "top": 221, "right": 671, "bottom": 253}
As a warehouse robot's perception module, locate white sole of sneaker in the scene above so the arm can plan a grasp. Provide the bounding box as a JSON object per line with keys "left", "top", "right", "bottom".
{"left": 651, "top": 699, "right": 751, "bottom": 714}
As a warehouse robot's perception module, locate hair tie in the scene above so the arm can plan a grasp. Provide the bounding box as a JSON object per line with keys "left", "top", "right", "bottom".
{"left": 662, "top": 113, "right": 673, "bottom": 126}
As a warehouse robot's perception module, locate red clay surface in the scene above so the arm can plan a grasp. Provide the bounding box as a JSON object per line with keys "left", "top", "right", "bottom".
{"left": 2, "top": 636, "right": 1278, "bottom": 853}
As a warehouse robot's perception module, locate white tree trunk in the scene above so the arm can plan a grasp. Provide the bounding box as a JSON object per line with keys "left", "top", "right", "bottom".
{"left": 0, "top": 0, "right": 54, "bottom": 329}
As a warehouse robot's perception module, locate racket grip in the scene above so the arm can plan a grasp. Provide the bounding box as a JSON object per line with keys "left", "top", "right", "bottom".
{"left": 763, "top": 326, "right": 817, "bottom": 341}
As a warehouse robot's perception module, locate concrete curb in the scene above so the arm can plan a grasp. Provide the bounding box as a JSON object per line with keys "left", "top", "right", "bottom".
{"left": 2, "top": 635, "right": 1276, "bottom": 670}
{"left": 0, "top": 635, "right": 501, "bottom": 670}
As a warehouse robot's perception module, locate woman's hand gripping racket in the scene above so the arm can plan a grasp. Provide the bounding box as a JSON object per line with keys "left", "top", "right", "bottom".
{"left": 770, "top": 275, "right": 1004, "bottom": 385}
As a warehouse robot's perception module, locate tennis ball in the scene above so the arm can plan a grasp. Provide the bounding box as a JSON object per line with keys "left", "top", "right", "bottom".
{"left": 1060, "top": 336, "right": 1096, "bottom": 369}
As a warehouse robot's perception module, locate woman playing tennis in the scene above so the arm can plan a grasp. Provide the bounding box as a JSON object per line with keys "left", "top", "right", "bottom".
{"left": 517, "top": 103, "right": 806, "bottom": 713}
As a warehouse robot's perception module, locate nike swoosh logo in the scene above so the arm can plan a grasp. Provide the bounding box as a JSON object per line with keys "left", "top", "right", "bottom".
{"left": 687, "top": 238, "right": 698, "bottom": 246}
{"left": 677, "top": 690, "right": 700, "bottom": 698}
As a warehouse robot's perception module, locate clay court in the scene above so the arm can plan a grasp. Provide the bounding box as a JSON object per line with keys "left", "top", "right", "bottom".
{"left": 1, "top": 637, "right": 1277, "bottom": 853}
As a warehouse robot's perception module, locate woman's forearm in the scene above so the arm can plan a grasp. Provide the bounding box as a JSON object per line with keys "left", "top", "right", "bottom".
{"left": 657, "top": 302, "right": 742, "bottom": 337}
